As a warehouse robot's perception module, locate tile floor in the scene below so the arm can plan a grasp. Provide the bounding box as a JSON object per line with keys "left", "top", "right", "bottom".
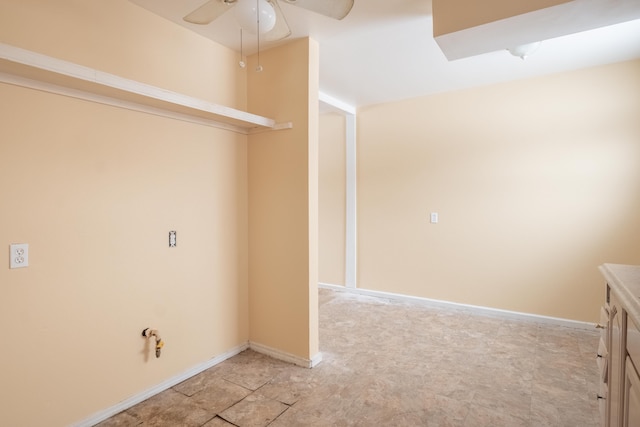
{"left": 98, "top": 288, "right": 601, "bottom": 426}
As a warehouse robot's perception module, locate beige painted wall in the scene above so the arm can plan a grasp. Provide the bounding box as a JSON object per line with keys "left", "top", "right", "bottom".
{"left": 247, "top": 39, "right": 320, "bottom": 361}
{"left": 0, "top": 1, "right": 249, "bottom": 425}
{"left": 356, "top": 59, "right": 640, "bottom": 322}
{"left": 319, "top": 112, "right": 347, "bottom": 286}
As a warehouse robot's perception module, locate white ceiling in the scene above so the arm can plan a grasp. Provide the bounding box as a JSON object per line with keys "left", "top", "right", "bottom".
{"left": 130, "top": 0, "right": 640, "bottom": 109}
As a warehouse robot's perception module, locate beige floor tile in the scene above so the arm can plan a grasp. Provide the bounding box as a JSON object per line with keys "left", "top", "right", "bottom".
{"left": 530, "top": 395, "right": 599, "bottom": 427}
{"left": 201, "top": 415, "right": 237, "bottom": 426}
{"left": 375, "top": 393, "right": 470, "bottom": 427}
{"left": 172, "top": 365, "right": 223, "bottom": 397}
{"left": 217, "top": 351, "right": 290, "bottom": 391}
{"left": 94, "top": 411, "right": 141, "bottom": 427}
{"left": 463, "top": 403, "right": 530, "bottom": 427}
{"left": 188, "top": 378, "right": 252, "bottom": 414}
{"left": 257, "top": 365, "right": 322, "bottom": 405}
{"left": 141, "top": 402, "right": 214, "bottom": 427}
{"left": 125, "top": 388, "right": 189, "bottom": 420}
{"left": 218, "top": 393, "right": 289, "bottom": 427}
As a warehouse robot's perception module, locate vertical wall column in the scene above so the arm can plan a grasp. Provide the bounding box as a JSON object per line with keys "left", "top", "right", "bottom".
{"left": 344, "top": 113, "right": 357, "bottom": 289}
{"left": 319, "top": 92, "right": 357, "bottom": 288}
{"left": 247, "top": 38, "right": 320, "bottom": 366}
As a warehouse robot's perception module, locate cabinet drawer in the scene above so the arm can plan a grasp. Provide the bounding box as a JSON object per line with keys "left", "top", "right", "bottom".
{"left": 599, "top": 382, "right": 608, "bottom": 426}
{"left": 598, "top": 337, "right": 608, "bottom": 382}
{"left": 599, "top": 305, "right": 610, "bottom": 341}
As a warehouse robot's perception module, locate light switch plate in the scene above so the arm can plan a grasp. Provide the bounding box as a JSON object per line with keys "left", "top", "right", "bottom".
{"left": 10, "top": 243, "right": 29, "bottom": 268}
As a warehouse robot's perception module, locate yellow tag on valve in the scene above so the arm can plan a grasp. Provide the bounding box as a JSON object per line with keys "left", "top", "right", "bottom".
{"left": 155, "top": 340, "right": 164, "bottom": 358}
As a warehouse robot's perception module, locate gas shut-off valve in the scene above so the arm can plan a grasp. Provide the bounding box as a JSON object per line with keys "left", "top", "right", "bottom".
{"left": 142, "top": 328, "right": 164, "bottom": 358}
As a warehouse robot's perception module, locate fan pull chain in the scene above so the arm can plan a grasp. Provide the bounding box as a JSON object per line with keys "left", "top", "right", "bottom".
{"left": 239, "top": 28, "right": 246, "bottom": 68}
{"left": 256, "top": 0, "right": 263, "bottom": 72}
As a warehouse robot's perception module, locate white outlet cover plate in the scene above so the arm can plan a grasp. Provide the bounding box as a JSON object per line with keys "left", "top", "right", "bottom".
{"left": 10, "top": 243, "right": 29, "bottom": 268}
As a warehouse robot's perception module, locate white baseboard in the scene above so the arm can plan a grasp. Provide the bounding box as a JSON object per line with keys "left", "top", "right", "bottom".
{"left": 72, "top": 342, "right": 249, "bottom": 427}
{"left": 318, "top": 283, "right": 595, "bottom": 331}
{"left": 249, "top": 341, "right": 323, "bottom": 368}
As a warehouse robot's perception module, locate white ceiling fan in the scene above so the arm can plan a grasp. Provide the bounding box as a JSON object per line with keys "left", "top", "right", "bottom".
{"left": 183, "top": 0, "right": 355, "bottom": 42}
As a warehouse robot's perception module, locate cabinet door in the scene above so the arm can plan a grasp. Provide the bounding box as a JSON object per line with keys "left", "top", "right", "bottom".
{"left": 609, "top": 292, "right": 622, "bottom": 427}
{"left": 598, "top": 336, "right": 609, "bottom": 426}
{"left": 623, "top": 358, "right": 640, "bottom": 427}
{"left": 597, "top": 305, "right": 610, "bottom": 426}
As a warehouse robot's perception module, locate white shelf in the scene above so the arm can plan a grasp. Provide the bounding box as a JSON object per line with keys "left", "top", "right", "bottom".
{"left": 0, "top": 43, "right": 291, "bottom": 134}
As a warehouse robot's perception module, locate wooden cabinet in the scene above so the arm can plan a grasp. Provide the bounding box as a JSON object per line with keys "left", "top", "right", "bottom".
{"left": 596, "top": 264, "right": 640, "bottom": 427}
{"left": 599, "top": 264, "right": 640, "bottom": 427}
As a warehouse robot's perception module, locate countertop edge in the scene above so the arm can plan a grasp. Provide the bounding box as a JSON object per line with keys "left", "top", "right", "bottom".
{"left": 600, "top": 263, "right": 640, "bottom": 328}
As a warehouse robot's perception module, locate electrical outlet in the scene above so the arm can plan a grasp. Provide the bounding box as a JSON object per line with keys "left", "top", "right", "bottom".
{"left": 430, "top": 212, "right": 439, "bottom": 224}
{"left": 10, "top": 243, "right": 29, "bottom": 269}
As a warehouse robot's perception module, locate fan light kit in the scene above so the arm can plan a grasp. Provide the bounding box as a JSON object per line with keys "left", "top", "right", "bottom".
{"left": 507, "top": 41, "right": 542, "bottom": 60}
{"left": 235, "top": 0, "right": 276, "bottom": 34}
{"left": 183, "top": 0, "right": 354, "bottom": 71}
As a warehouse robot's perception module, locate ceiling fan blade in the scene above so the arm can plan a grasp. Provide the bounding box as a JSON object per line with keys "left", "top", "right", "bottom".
{"left": 282, "top": 0, "right": 354, "bottom": 20}
{"left": 183, "top": 0, "right": 236, "bottom": 25}
{"left": 265, "top": 0, "right": 292, "bottom": 41}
